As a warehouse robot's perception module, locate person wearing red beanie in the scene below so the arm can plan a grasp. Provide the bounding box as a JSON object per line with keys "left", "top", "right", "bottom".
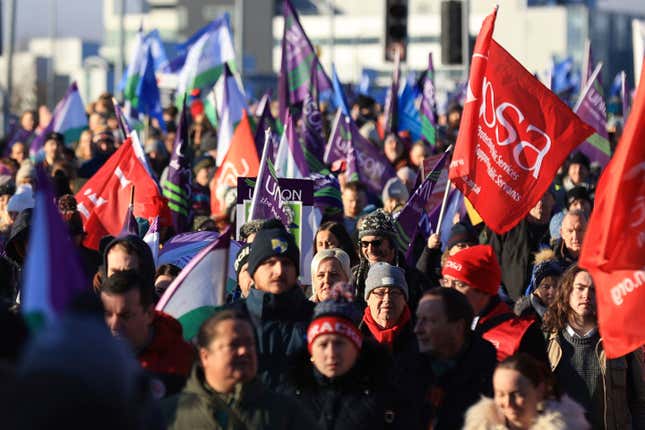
{"left": 442, "top": 245, "right": 548, "bottom": 363}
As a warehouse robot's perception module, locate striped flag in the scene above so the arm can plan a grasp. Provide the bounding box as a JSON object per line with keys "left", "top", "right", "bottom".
{"left": 209, "top": 64, "right": 247, "bottom": 166}
{"left": 22, "top": 168, "right": 89, "bottom": 329}
{"left": 275, "top": 110, "right": 309, "bottom": 178}
{"left": 156, "top": 229, "right": 230, "bottom": 340}
{"left": 176, "top": 14, "right": 236, "bottom": 105}
{"left": 278, "top": 0, "right": 332, "bottom": 122}
{"left": 30, "top": 82, "right": 87, "bottom": 156}
{"left": 162, "top": 100, "right": 192, "bottom": 233}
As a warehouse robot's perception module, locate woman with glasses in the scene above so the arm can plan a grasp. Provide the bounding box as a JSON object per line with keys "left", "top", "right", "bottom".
{"left": 514, "top": 249, "right": 562, "bottom": 323}
{"left": 358, "top": 262, "right": 425, "bottom": 428}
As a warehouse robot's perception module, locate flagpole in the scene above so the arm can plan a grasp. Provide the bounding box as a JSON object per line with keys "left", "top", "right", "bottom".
{"left": 435, "top": 145, "right": 454, "bottom": 234}
{"left": 130, "top": 184, "right": 136, "bottom": 208}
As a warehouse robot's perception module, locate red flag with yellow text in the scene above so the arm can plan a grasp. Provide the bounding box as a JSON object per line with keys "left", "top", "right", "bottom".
{"left": 449, "top": 7, "right": 594, "bottom": 234}
{"left": 579, "top": 64, "right": 645, "bottom": 358}
{"left": 76, "top": 138, "right": 171, "bottom": 250}
{"left": 210, "top": 111, "right": 260, "bottom": 217}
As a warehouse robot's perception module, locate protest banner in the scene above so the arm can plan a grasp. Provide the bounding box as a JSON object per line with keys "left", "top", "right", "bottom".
{"left": 236, "top": 177, "right": 316, "bottom": 285}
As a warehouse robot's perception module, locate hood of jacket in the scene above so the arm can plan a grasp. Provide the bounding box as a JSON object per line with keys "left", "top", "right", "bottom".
{"left": 463, "top": 395, "right": 589, "bottom": 430}
{"left": 102, "top": 234, "right": 155, "bottom": 288}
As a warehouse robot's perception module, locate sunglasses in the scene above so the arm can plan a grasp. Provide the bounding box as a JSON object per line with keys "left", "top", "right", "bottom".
{"left": 360, "top": 239, "right": 383, "bottom": 248}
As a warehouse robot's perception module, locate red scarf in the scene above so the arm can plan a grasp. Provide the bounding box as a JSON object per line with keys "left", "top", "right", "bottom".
{"left": 362, "top": 305, "right": 411, "bottom": 349}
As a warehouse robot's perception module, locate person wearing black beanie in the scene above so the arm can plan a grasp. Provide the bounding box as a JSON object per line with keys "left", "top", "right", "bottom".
{"left": 230, "top": 224, "right": 314, "bottom": 393}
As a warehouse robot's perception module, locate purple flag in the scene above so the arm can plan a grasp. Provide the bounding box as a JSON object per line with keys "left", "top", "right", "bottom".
{"left": 325, "top": 111, "right": 396, "bottom": 195}
{"left": 162, "top": 100, "right": 193, "bottom": 233}
{"left": 299, "top": 56, "right": 327, "bottom": 171}
{"left": 254, "top": 92, "right": 278, "bottom": 158}
{"left": 382, "top": 50, "right": 400, "bottom": 135}
{"left": 248, "top": 129, "right": 292, "bottom": 226}
{"left": 22, "top": 167, "right": 89, "bottom": 328}
{"left": 119, "top": 201, "right": 139, "bottom": 237}
{"left": 278, "top": 0, "right": 332, "bottom": 122}
{"left": 573, "top": 63, "right": 611, "bottom": 167}
{"left": 420, "top": 53, "right": 437, "bottom": 145}
{"left": 394, "top": 152, "right": 448, "bottom": 255}
{"left": 324, "top": 110, "right": 352, "bottom": 168}
{"left": 113, "top": 97, "right": 133, "bottom": 139}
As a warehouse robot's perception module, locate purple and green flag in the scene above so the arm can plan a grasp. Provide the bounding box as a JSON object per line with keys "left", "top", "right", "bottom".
{"left": 162, "top": 101, "right": 193, "bottom": 233}
{"left": 30, "top": 82, "right": 87, "bottom": 156}
{"left": 248, "top": 129, "right": 291, "bottom": 226}
{"left": 573, "top": 63, "right": 611, "bottom": 167}
{"left": 276, "top": 109, "right": 310, "bottom": 178}
{"left": 22, "top": 167, "right": 89, "bottom": 329}
{"left": 298, "top": 55, "right": 328, "bottom": 173}
{"left": 420, "top": 53, "right": 437, "bottom": 145}
{"left": 394, "top": 152, "right": 448, "bottom": 256}
{"left": 156, "top": 229, "right": 230, "bottom": 340}
{"left": 278, "top": 0, "right": 332, "bottom": 122}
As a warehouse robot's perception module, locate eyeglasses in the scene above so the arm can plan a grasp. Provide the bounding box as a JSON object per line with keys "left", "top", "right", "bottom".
{"left": 439, "top": 278, "right": 469, "bottom": 289}
{"left": 360, "top": 239, "right": 383, "bottom": 249}
{"left": 370, "top": 289, "right": 404, "bottom": 299}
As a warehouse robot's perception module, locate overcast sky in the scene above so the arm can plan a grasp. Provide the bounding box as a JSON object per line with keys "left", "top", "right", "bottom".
{"left": 13, "top": 0, "right": 103, "bottom": 48}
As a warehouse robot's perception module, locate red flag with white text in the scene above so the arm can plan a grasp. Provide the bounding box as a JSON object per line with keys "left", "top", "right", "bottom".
{"left": 76, "top": 138, "right": 171, "bottom": 249}
{"left": 210, "top": 111, "right": 260, "bottom": 217}
{"left": 449, "top": 7, "right": 594, "bottom": 234}
{"left": 579, "top": 64, "right": 645, "bottom": 358}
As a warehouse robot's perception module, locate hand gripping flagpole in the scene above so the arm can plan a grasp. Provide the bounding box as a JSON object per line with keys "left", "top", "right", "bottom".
{"left": 434, "top": 144, "right": 454, "bottom": 235}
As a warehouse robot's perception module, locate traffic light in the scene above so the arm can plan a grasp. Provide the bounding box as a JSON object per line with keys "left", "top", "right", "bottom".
{"left": 441, "top": 0, "right": 463, "bottom": 65}
{"left": 385, "top": 0, "right": 408, "bottom": 62}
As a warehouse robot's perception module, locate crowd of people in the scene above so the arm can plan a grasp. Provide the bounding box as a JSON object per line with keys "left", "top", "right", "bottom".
{"left": 0, "top": 88, "right": 643, "bottom": 430}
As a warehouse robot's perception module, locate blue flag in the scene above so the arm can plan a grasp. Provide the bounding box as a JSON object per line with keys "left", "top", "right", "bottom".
{"left": 136, "top": 43, "right": 166, "bottom": 131}
{"left": 331, "top": 63, "right": 350, "bottom": 116}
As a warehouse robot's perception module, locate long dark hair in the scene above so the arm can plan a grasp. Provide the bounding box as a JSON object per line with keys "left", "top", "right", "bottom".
{"left": 314, "top": 221, "right": 359, "bottom": 267}
{"left": 542, "top": 264, "right": 593, "bottom": 333}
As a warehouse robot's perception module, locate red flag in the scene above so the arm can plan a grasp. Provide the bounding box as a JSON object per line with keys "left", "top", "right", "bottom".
{"left": 579, "top": 64, "right": 645, "bottom": 359}
{"left": 449, "top": 7, "right": 594, "bottom": 234}
{"left": 210, "top": 111, "right": 260, "bottom": 216}
{"left": 76, "top": 138, "right": 170, "bottom": 250}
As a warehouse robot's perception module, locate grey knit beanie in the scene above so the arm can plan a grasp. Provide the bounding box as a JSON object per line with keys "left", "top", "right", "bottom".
{"left": 364, "top": 262, "right": 408, "bottom": 301}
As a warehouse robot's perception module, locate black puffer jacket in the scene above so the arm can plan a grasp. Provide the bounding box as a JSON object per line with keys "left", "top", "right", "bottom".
{"left": 284, "top": 340, "right": 409, "bottom": 430}
{"left": 421, "top": 335, "right": 497, "bottom": 429}
{"left": 233, "top": 287, "right": 314, "bottom": 393}
{"left": 359, "top": 317, "right": 425, "bottom": 429}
